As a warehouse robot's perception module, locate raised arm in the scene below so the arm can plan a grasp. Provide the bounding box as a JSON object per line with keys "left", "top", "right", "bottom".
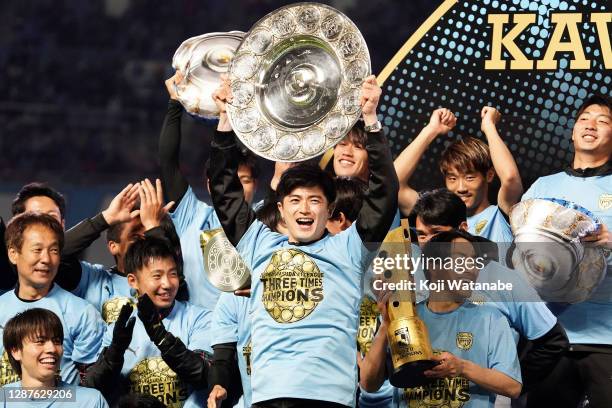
{"left": 480, "top": 107, "right": 523, "bottom": 214}
{"left": 355, "top": 76, "right": 399, "bottom": 244}
{"left": 208, "top": 78, "right": 256, "bottom": 247}
{"left": 394, "top": 108, "right": 456, "bottom": 214}
{"left": 159, "top": 72, "right": 190, "bottom": 206}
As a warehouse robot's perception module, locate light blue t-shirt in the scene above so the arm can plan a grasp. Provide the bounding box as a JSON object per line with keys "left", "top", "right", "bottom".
{"left": 393, "top": 302, "right": 521, "bottom": 408}
{"left": 236, "top": 220, "right": 373, "bottom": 407}
{"left": 73, "top": 262, "right": 135, "bottom": 323}
{"left": 210, "top": 292, "right": 252, "bottom": 407}
{"left": 0, "top": 286, "right": 105, "bottom": 386}
{"left": 474, "top": 261, "right": 557, "bottom": 342}
{"left": 171, "top": 187, "right": 222, "bottom": 312}
{"left": 102, "top": 300, "right": 212, "bottom": 408}
{"left": 467, "top": 205, "right": 513, "bottom": 244}
{"left": 522, "top": 171, "right": 612, "bottom": 345}
{"left": 0, "top": 381, "right": 108, "bottom": 407}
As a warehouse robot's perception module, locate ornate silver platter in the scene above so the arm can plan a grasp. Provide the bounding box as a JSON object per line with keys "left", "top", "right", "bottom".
{"left": 509, "top": 198, "right": 606, "bottom": 303}
{"left": 172, "top": 31, "right": 245, "bottom": 119}
{"left": 227, "top": 2, "right": 371, "bottom": 161}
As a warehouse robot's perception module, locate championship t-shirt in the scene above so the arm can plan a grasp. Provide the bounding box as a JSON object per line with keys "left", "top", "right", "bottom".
{"left": 0, "top": 286, "right": 105, "bottom": 385}
{"left": 393, "top": 302, "right": 521, "bottom": 408}
{"left": 467, "top": 205, "right": 513, "bottom": 244}
{"left": 1, "top": 381, "right": 108, "bottom": 407}
{"left": 210, "top": 292, "right": 252, "bottom": 407}
{"left": 171, "top": 187, "right": 222, "bottom": 311}
{"left": 102, "top": 300, "right": 212, "bottom": 408}
{"left": 522, "top": 171, "right": 612, "bottom": 344}
{"left": 236, "top": 220, "right": 374, "bottom": 407}
{"left": 72, "top": 262, "right": 135, "bottom": 324}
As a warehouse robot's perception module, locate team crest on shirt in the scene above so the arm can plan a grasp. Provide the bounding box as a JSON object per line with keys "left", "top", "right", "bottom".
{"left": 357, "top": 296, "right": 380, "bottom": 354}
{"left": 129, "top": 357, "right": 188, "bottom": 407}
{"left": 0, "top": 351, "right": 19, "bottom": 386}
{"left": 102, "top": 296, "right": 135, "bottom": 324}
{"left": 474, "top": 220, "right": 488, "bottom": 235}
{"left": 599, "top": 194, "right": 612, "bottom": 210}
{"left": 456, "top": 332, "right": 473, "bottom": 351}
{"left": 261, "top": 249, "right": 324, "bottom": 323}
{"left": 242, "top": 340, "right": 252, "bottom": 376}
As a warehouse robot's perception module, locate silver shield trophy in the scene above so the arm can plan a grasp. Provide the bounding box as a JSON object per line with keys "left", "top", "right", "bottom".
{"left": 227, "top": 2, "right": 371, "bottom": 161}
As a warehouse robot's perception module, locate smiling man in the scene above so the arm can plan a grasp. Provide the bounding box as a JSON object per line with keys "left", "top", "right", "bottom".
{"left": 394, "top": 107, "right": 523, "bottom": 243}
{"left": 85, "top": 236, "right": 213, "bottom": 407}
{"left": 520, "top": 94, "right": 612, "bottom": 408}
{"left": 360, "top": 231, "right": 522, "bottom": 408}
{"left": 1, "top": 308, "right": 108, "bottom": 407}
{"left": 209, "top": 75, "right": 398, "bottom": 408}
{"left": 0, "top": 213, "right": 104, "bottom": 386}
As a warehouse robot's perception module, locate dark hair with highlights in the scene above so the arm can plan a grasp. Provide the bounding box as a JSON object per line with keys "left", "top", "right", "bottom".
{"left": 11, "top": 182, "right": 66, "bottom": 220}
{"left": 3, "top": 308, "right": 64, "bottom": 377}
{"left": 5, "top": 213, "right": 64, "bottom": 253}
{"left": 276, "top": 164, "right": 336, "bottom": 205}
{"left": 439, "top": 136, "right": 492, "bottom": 176}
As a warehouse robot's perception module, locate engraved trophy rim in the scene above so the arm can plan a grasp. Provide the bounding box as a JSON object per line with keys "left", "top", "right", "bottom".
{"left": 227, "top": 2, "right": 371, "bottom": 162}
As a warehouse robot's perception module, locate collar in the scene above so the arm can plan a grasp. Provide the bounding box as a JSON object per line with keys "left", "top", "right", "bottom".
{"left": 288, "top": 229, "right": 329, "bottom": 246}
{"left": 14, "top": 283, "right": 53, "bottom": 302}
{"left": 564, "top": 160, "right": 612, "bottom": 177}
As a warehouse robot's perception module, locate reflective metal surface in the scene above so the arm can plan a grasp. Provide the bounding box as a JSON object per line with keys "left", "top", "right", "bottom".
{"left": 172, "top": 31, "right": 245, "bottom": 119}
{"left": 509, "top": 198, "right": 606, "bottom": 303}
{"left": 201, "top": 228, "right": 251, "bottom": 292}
{"left": 227, "top": 3, "right": 371, "bottom": 161}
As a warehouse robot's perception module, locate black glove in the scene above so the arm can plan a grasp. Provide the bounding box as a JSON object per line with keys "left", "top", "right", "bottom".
{"left": 107, "top": 303, "right": 136, "bottom": 362}
{"left": 137, "top": 294, "right": 168, "bottom": 345}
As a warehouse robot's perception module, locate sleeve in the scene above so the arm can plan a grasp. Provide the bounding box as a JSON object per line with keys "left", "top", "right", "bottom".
{"left": 487, "top": 310, "right": 522, "bottom": 384}
{"left": 63, "top": 214, "right": 109, "bottom": 257}
{"left": 155, "top": 306, "right": 213, "bottom": 389}
{"left": 69, "top": 302, "right": 106, "bottom": 364}
{"left": 356, "top": 130, "right": 400, "bottom": 244}
{"left": 518, "top": 322, "right": 568, "bottom": 391}
{"left": 170, "top": 187, "right": 209, "bottom": 236}
{"left": 208, "top": 343, "right": 241, "bottom": 395}
{"left": 71, "top": 261, "right": 106, "bottom": 301}
{"left": 209, "top": 130, "right": 257, "bottom": 247}
{"left": 159, "top": 99, "right": 190, "bottom": 206}
{"left": 514, "top": 302, "right": 557, "bottom": 340}
{"left": 210, "top": 294, "right": 239, "bottom": 347}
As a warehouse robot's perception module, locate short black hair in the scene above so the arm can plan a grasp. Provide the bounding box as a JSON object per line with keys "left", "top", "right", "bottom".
{"left": 411, "top": 188, "right": 466, "bottom": 228}
{"left": 331, "top": 177, "right": 367, "bottom": 222}
{"left": 124, "top": 236, "right": 179, "bottom": 276}
{"left": 421, "top": 229, "right": 478, "bottom": 280}
{"left": 5, "top": 213, "right": 64, "bottom": 253}
{"left": 12, "top": 182, "right": 66, "bottom": 220}
{"left": 3, "top": 308, "right": 64, "bottom": 377}
{"left": 575, "top": 94, "right": 612, "bottom": 120}
{"left": 256, "top": 200, "right": 284, "bottom": 232}
{"left": 276, "top": 164, "right": 336, "bottom": 205}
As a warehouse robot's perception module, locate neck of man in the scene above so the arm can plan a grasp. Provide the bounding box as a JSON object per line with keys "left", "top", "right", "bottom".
{"left": 467, "top": 197, "right": 490, "bottom": 217}
{"left": 427, "top": 295, "right": 462, "bottom": 313}
{"left": 572, "top": 152, "right": 610, "bottom": 170}
{"left": 17, "top": 280, "right": 51, "bottom": 301}
{"left": 21, "top": 372, "right": 56, "bottom": 388}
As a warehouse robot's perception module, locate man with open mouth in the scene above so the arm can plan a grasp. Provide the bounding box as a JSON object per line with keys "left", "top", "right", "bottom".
{"left": 207, "top": 74, "right": 398, "bottom": 408}
{"left": 1, "top": 308, "right": 108, "bottom": 407}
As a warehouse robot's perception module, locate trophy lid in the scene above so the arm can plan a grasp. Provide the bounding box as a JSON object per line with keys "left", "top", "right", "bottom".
{"left": 227, "top": 2, "right": 371, "bottom": 161}
{"left": 172, "top": 31, "right": 245, "bottom": 120}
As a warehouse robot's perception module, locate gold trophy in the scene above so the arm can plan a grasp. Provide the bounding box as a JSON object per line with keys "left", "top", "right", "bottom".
{"left": 383, "top": 219, "right": 436, "bottom": 388}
